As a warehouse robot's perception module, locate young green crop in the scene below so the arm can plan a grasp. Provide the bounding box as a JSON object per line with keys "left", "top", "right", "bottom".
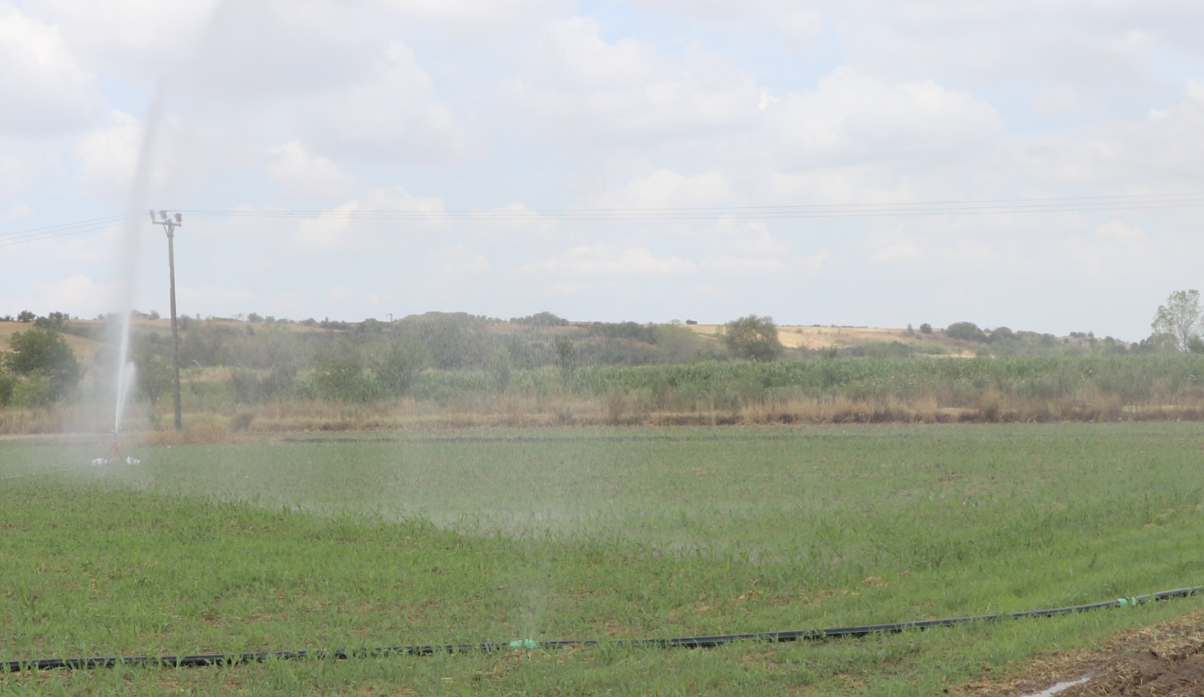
{"left": 2, "top": 423, "right": 1203, "bottom": 695}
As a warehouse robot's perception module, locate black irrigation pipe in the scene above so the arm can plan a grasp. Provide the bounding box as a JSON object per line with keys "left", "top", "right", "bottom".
{"left": 4, "top": 586, "right": 1200, "bottom": 673}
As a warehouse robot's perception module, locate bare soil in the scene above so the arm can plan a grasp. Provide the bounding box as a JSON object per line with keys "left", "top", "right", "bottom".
{"left": 966, "top": 607, "right": 1204, "bottom": 697}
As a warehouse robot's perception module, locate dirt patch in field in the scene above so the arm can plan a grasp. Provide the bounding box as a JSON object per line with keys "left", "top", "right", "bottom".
{"left": 966, "top": 607, "right": 1204, "bottom": 696}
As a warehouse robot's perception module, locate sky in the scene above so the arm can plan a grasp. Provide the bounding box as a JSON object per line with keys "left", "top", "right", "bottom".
{"left": 1, "top": 0, "right": 1203, "bottom": 341}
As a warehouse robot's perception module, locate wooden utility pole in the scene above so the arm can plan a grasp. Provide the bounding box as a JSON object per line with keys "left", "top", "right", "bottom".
{"left": 150, "top": 210, "right": 184, "bottom": 430}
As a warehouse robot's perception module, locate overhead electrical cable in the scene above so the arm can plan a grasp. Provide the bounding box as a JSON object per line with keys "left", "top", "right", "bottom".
{"left": 178, "top": 191, "right": 1204, "bottom": 222}
{"left": 0, "top": 216, "right": 123, "bottom": 249}
{"left": 3, "top": 192, "right": 1204, "bottom": 248}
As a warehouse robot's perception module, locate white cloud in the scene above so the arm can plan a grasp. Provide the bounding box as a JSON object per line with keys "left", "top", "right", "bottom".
{"left": 296, "top": 42, "right": 470, "bottom": 161}
{"left": 288, "top": 185, "right": 446, "bottom": 250}
{"left": 699, "top": 256, "right": 783, "bottom": 273}
{"left": 1020, "top": 81, "right": 1204, "bottom": 190}
{"left": 612, "top": 169, "right": 734, "bottom": 208}
{"left": 1187, "top": 80, "right": 1204, "bottom": 105}
{"left": 268, "top": 140, "right": 360, "bottom": 203}
{"left": 543, "top": 281, "right": 588, "bottom": 296}
{"left": 178, "top": 284, "right": 253, "bottom": 306}
{"left": 427, "top": 244, "right": 491, "bottom": 274}
{"left": 294, "top": 202, "right": 356, "bottom": 250}
{"left": 376, "top": 0, "right": 566, "bottom": 37}
{"left": 22, "top": 0, "right": 221, "bottom": 78}
{"left": 501, "top": 17, "right": 760, "bottom": 147}
{"left": 1028, "top": 87, "right": 1093, "bottom": 117}
{"left": 870, "top": 241, "right": 923, "bottom": 264}
{"left": 523, "top": 245, "right": 695, "bottom": 277}
{"left": 23, "top": 274, "right": 111, "bottom": 316}
{"left": 327, "top": 285, "right": 353, "bottom": 303}
{"left": 763, "top": 66, "right": 1006, "bottom": 168}
{"left": 1064, "top": 220, "right": 1151, "bottom": 280}
{"left": 8, "top": 0, "right": 1204, "bottom": 340}
{"left": 72, "top": 109, "right": 187, "bottom": 202}
{"left": 0, "top": 4, "right": 104, "bottom": 136}
{"left": 717, "top": 224, "right": 788, "bottom": 256}
{"left": 1095, "top": 220, "right": 1145, "bottom": 242}
{"left": 73, "top": 111, "right": 142, "bottom": 201}
{"left": 2, "top": 203, "right": 32, "bottom": 222}
{"left": 940, "top": 241, "right": 997, "bottom": 262}
{"left": 800, "top": 250, "right": 832, "bottom": 272}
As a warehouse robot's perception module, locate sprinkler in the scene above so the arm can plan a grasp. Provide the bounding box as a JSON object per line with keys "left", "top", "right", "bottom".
{"left": 91, "top": 430, "right": 140, "bottom": 466}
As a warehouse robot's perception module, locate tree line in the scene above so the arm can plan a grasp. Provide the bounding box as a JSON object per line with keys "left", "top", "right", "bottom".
{"left": 3, "top": 290, "right": 1204, "bottom": 409}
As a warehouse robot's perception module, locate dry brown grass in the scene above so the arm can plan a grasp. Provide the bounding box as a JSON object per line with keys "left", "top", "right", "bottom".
{"left": 135, "top": 417, "right": 234, "bottom": 446}
{"left": 686, "top": 323, "right": 977, "bottom": 354}
{"left": 7, "top": 388, "right": 1204, "bottom": 437}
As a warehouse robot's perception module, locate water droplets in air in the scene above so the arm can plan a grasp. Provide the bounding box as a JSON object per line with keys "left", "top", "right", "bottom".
{"left": 111, "top": 82, "right": 166, "bottom": 434}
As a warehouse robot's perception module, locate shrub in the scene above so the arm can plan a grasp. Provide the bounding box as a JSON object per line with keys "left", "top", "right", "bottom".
{"left": 0, "top": 370, "right": 14, "bottom": 406}
{"left": 373, "top": 340, "right": 428, "bottom": 396}
{"left": 261, "top": 363, "right": 298, "bottom": 399}
{"left": 315, "top": 358, "right": 376, "bottom": 402}
{"left": 33, "top": 311, "right": 69, "bottom": 330}
{"left": 946, "top": 322, "right": 987, "bottom": 343}
{"left": 510, "top": 312, "right": 569, "bottom": 326}
{"left": 723, "top": 315, "right": 783, "bottom": 362}
{"left": 919, "top": 323, "right": 933, "bottom": 334}
{"left": 488, "top": 345, "right": 513, "bottom": 392}
{"left": 3, "top": 327, "right": 82, "bottom": 401}
{"left": 228, "top": 368, "right": 261, "bottom": 404}
{"left": 554, "top": 335, "right": 579, "bottom": 374}
{"left": 134, "top": 349, "right": 172, "bottom": 405}
{"left": 988, "top": 326, "right": 1014, "bottom": 342}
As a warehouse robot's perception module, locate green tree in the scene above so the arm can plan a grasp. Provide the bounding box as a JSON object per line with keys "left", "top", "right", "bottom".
{"left": 988, "top": 326, "right": 1014, "bottom": 342}
{"left": 0, "top": 369, "right": 15, "bottom": 406}
{"left": 1151, "top": 289, "right": 1202, "bottom": 352}
{"left": 946, "top": 322, "right": 987, "bottom": 342}
{"left": 4, "top": 327, "right": 82, "bottom": 401}
{"left": 315, "top": 358, "right": 375, "bottom": 402}
{"left": 487, "top": 345, "right": 513, "bottom": 392}
{"left": 373, "top": 340, "right": 429, "bottom": 396}
{"left": 134, "top": 349, "right": 172, "bottom": 406}
{"left": 722, "top": 315, "right": 783, "bottom": 361}
{"left": 554, "top": 335, "right": 579, "bottom": 374}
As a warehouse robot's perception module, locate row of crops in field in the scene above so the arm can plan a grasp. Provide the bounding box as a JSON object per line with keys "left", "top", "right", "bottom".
{"left": 409, "top": 354, "right": 1204, "bottom": 407}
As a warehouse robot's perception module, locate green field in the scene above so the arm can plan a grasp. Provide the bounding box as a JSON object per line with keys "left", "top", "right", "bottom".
{"left": 3, "top": 423, "right": 1204, "bottom": 695}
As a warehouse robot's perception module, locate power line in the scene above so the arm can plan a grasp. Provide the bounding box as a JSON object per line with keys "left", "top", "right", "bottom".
{"left": 0, "top": 216, "right": 123, "bottom": 248}
{"left": 178, "top": 191, "right": 1204, "bottom": 220}
{"left": 3, "top": 192, "right": 1204, "bottom": 247}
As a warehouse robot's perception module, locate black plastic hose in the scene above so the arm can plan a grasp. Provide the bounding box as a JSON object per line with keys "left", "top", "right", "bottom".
{"left": 3, "top": 586, "right": 1198, "bottom": 672}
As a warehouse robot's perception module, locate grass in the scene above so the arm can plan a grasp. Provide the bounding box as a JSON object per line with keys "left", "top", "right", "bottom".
{"left": 9, "top": 353, "right": 1204, "bottom": 435}
{"left": 2, "top": 423, "right": 1204, "bottom": 695}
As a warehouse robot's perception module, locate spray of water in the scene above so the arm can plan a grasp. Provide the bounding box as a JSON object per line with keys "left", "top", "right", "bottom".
{"left": 112, "top": 82, "right": 168, "bottom": 433}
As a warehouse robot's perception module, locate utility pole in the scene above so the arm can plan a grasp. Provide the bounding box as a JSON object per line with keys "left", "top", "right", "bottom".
{"left": 150, "top": 210, "right": 184, "bottom": 430}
